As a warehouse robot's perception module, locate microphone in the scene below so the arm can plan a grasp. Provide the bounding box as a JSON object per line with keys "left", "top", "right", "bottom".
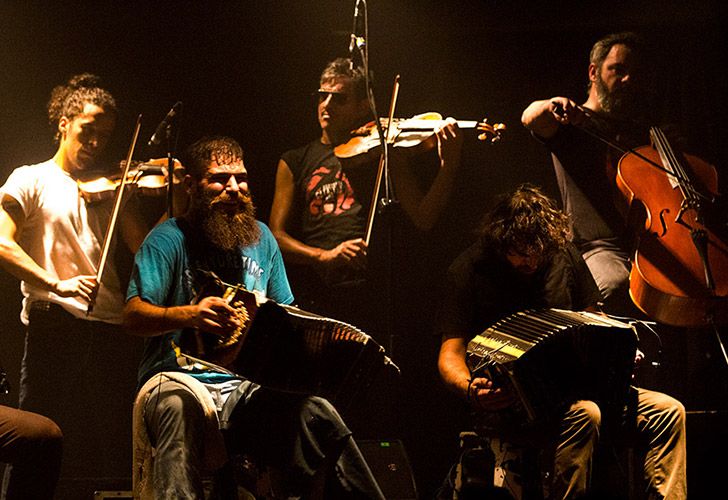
{"left": 349, "top": 0, "right": 364, "bottom": 69}
{"left": 148, "top": 101, "right": 182, "bottom": 147}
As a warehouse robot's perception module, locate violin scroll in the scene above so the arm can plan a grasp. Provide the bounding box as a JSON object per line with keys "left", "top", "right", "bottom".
{"left": 476, "top": 118, "right": 506, "bottom": 144}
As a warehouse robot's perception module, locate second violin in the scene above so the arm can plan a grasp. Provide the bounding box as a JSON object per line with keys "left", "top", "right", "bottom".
{"left": 333, "top": 112, "right": 505, "bottom": 160}
{"left": 77, "top": 157, "right": 185, "bottom": 203}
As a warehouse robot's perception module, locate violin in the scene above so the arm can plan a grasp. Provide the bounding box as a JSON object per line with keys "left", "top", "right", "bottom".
{"left": 616, "top": 126, "right": 728, "bottom": 327}
{"left": 77, "top": 157, "right": 185, "bottom": 203}
{"left": 333, "top": 112, "right": 505, "bottom": 160}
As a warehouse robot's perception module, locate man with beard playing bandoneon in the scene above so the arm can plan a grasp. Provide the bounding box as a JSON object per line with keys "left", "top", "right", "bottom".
{"left": 124, "top": 136, "right": 384, "bottom": 499}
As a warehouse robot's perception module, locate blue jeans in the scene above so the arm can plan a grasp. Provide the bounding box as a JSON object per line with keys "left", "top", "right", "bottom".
{"left": 143, "top": 376, "right": 385, "bottom": 499}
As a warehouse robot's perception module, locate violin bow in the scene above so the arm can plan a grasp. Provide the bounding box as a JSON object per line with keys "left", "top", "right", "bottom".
{"left": 87, "top": 114, "right": 142, "bottom": 315}
{"left": 365, "top": 74, "right": 400, "bottom": 246}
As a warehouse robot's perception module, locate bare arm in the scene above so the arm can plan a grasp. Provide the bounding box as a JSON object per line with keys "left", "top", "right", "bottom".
{"left": 521, "top": 97, "right": 588, "bottom": 139}
{"left": 438, "top": 335, "right": 473, "bottom": 397}
{"left": 269, "top": 159, "right": 366, "bottom": 272}
{"left": 438, "top": 334, "right": 514, "bottom": 411}
{"left": 392, "top": 119, "right": 463, "bottom": 231}
{"left": 0, "top": 195, "right": 97, "bottom": 301}
{"left": 123, "top": 295, "right": 240, "bottom": 338}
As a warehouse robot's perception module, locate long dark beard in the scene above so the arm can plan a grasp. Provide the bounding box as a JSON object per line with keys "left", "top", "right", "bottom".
{"left": 190, "top": 193, "right": 261, "bottom": 251}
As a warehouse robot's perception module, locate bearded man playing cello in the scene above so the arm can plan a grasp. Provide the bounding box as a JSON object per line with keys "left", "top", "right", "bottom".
{"left": 521, "top": 32, "right": 653, "bottom": 315}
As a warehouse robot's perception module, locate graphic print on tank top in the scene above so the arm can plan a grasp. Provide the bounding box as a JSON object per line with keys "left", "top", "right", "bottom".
{"left": 307, "top": 165, "right": 356, "bottom": 217}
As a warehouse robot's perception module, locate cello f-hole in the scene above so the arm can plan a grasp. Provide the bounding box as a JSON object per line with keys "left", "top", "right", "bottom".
{"left": 658, "top": 208, "right": 670, "bottom": 237}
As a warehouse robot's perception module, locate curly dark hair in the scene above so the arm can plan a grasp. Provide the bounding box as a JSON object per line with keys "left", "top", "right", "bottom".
{"left": 181, "top": 136, "right": 244, "bottom": 180}
{"left": 480, "top": 184, "right": 571, "bottom": 259}
{"left": 47, "top": 73, "right": 117, "bottom": 143}
{"left": 319, "top": 58, "right": 367, "bottom": 101}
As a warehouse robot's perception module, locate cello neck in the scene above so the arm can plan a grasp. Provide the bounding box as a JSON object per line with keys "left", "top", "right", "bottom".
{"left": 649, "top": 126, "right": 696, "bottom": 201}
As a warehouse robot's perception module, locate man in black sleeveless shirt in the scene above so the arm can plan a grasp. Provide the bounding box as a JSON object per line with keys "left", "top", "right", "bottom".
{"left": 270, "top": 58, "right": 463, "bottom": 332}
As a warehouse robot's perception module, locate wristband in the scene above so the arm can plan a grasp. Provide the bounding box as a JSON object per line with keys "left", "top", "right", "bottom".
{"left": 466, "top": 378, "right": 474, "bottom": 402}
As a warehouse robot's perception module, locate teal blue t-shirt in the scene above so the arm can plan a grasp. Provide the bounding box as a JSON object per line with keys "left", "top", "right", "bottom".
{"left": 127, "top": 218, "right": 294, "bottom": 385}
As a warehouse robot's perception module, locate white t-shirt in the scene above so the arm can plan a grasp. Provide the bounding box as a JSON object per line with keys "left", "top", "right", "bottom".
{"left": 0, "top": 159, "right": 124, "bottom": 324}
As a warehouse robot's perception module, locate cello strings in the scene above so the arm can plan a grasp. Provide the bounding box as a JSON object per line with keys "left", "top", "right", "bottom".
{"left": 652, "top": 127, "right": 699, "bottom": 201}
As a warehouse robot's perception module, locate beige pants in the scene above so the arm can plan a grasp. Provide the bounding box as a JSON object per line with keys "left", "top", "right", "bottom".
{"left": 553, "top": 387, "right": 686, "bottom": 499}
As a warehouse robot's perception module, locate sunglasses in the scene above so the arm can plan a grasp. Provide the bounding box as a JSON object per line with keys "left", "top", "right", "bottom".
{"left": 316, "top": 89, "right": 351, "bottom": 105}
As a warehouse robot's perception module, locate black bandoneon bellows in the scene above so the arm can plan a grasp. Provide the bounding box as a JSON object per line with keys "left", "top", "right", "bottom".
{"left": 178, "top": 274, "right": 392, "bottom": 410}
{"left": 466, "top": 309, "right": 637, "bottom": 426}
{"left": 233, "top": 300, "right": 389, "bottom": 408}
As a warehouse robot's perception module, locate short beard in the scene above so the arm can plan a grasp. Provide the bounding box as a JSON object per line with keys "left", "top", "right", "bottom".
{"left": 190, "top": 193, "right": 261, "bottom": 251}
{"left": 595, "top": 74, "right": 636, "bottom": 119}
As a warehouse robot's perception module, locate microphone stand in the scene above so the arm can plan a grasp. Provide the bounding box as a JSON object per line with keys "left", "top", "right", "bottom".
{"left": 353, "top": 0, "right": 399, "bottom": 357}
{"left": 148, "top": 102, "right": 183, "bottom": 218}
{"left": 147, "top": 102, "right": 183, "bottom": 218}
{"left": 165, "top": 125, "right": 175, "bottom": 218}
{"left": 162, "top": 107, "right": 182, "bottom": 219}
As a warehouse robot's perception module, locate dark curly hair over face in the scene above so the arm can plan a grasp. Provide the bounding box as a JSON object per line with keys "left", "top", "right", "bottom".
{"left": 182, "top": 136, "right": 244, "bottom": 180}
{"left": 480, "top": 184, "right": 571, "bottom": 259}
{"left": 47, "top": 73, "right": 117, "bottom": 144}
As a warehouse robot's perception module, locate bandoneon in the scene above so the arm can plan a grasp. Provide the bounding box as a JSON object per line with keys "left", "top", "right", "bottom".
{"left": 179, "top": 276, "right": 391, "bottom": 411}
{"left": 234, "top": 300, "right": 390, "bottom": 409}
{"left": 466, "top": 309, "right": 637, "bottom": 427}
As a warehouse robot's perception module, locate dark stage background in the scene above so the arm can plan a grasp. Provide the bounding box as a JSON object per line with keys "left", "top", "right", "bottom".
{"left": 1, "top": 1, "right": 727, "bottom": 498}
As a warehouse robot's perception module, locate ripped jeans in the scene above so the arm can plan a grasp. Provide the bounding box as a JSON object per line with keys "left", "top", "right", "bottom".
{"left": 143, "top": 376, "right": 384, "bottom": 499}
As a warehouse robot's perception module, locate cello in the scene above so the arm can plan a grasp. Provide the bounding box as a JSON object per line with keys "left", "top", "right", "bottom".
{"left": 616, "top": 126, "right": 728, "bottom": 327}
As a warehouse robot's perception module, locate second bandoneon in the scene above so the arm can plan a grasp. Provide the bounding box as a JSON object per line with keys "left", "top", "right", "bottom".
{"left": 467, "top": 309, "right": 638, "bottom": 426}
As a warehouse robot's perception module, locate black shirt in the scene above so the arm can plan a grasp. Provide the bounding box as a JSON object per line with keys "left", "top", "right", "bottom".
{"left": 545, "top": 113, "right": 649, "bottom": 248}
{"left": 438, "top": 240, "right": 601, "bottom": 341}
{"left": 281, "top": 139, "right": 371, "bottom": 250}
